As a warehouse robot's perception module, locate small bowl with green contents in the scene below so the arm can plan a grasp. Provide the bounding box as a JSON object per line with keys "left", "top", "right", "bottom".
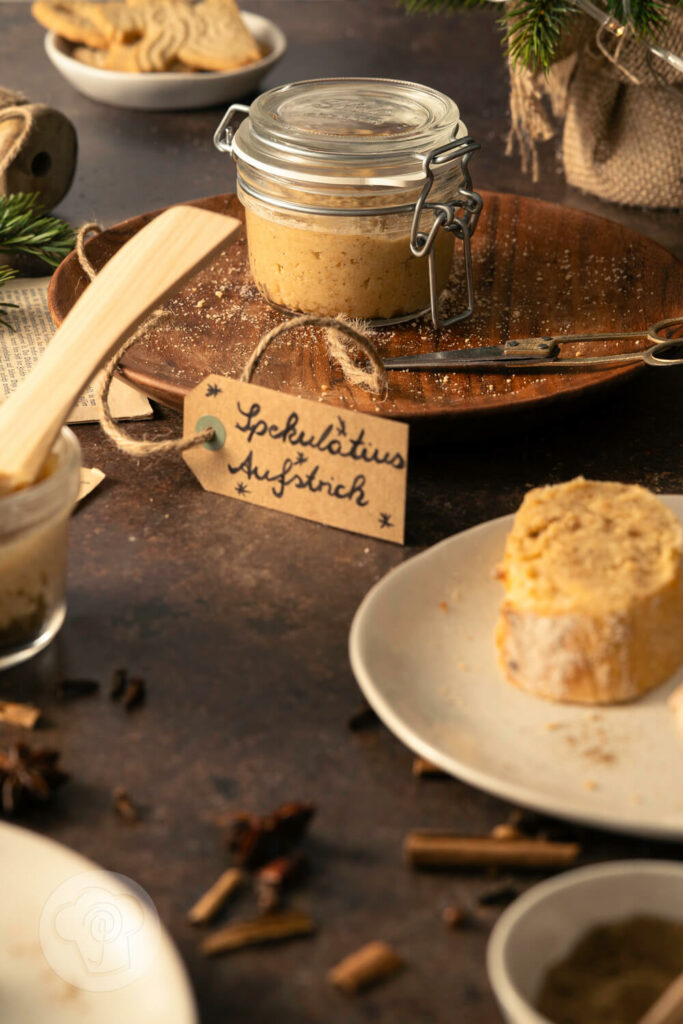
{"left": 0, "top": 427, "right": 81, "bottom": 670}
{"left": 487, "top": 860, "right": 683, "bottom": 1024}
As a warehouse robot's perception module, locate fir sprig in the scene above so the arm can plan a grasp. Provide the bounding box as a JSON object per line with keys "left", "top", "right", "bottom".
{"left": 0, "top": 193, "right": 75, "bottom": 267}
{"left": 506, "top": 0, "right": 573, "bottom": 71}
{"left": 400, "top": 0, "right": 674, "bottom": 70}
{"left": 613, "top": 0, "right": 670, "bottom": 35}
{"left": 0, "top": 265, "right": 19, "bottom": 331}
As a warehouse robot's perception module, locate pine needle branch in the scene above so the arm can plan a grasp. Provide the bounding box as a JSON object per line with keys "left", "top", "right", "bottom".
{"left": 610, "top": 0, "right": 669, "bottom": 37}
{"left": 505, "top": 0, "right": 573, "bottom": 71}
{"left": 0, "top": 265, "right": 19, "bottom": 331}
{"left": 399, "top": 0, "right": 674, "bottom": 70}
{"left": 0, "top": 193, "right": 75, "bottom": 267}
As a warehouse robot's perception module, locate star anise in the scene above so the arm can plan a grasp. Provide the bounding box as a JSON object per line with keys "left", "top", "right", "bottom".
{"left": 226, "top": 802, "right": 316, "bottom": 869}
{"left": 0, "top": 743, "right": 68, "bottom": 814}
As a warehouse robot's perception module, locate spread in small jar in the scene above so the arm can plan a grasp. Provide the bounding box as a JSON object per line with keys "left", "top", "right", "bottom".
{"left": 0, "top": 427, "right": 80, "bottom": 669}
{"left": 536, "top": 914, "right": 683, "bottom": 1024}
{"left": 215, "top": 78, "right": 482, "bottom": 326}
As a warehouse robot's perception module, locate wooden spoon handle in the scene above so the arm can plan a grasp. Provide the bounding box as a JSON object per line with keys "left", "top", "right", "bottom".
{"left": 638, "top": 972, "right": 683, "bottom": 1024}
{"left": 0, "top": 204, "right": 241, "bottom": 491}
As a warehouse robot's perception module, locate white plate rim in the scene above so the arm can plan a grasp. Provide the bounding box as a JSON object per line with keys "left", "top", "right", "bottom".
{"left": 44, "top": 11, "right": 286, "bottom": 83}
{"left": 349, "top": 496, "right": 683, "bottom": 840}
{"left": 0, "top": 819, "right": 198, "bottom": 1022}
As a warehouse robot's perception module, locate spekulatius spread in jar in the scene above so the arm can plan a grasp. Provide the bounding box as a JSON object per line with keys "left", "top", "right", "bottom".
{"left": 0, "top": 427, "right": 80, "bottom": 669}
{"left": 215, "top": 78, "right": 482, "bottom": 327}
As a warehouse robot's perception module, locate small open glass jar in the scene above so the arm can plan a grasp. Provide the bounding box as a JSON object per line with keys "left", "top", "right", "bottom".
{"left": 214, "top": 78, "right": 482, "bottom": 328}
{"left": 0, "top": 427, "right": 80, "bottom": 670}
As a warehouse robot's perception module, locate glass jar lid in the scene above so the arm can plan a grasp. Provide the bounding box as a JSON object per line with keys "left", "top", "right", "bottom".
{"left": 231, "top": 78, "right": 467, "bottom": 188}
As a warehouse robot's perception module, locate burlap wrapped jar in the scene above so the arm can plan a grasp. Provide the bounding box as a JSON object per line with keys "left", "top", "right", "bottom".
{"left": 507, "top": 5, "right": 683, "bottom": 208}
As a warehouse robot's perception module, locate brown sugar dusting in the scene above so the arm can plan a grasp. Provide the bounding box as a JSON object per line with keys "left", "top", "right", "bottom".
{"left": 545, "top": 713, "right": 618, "bottom": 767}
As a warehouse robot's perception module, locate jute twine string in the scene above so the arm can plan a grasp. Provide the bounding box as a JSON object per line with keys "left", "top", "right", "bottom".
{"left": 97, "top": 320, "right": 214, "bottom": 457}
{"left": 0, "top": 88, "right": 34, "bottom": 178}
{"left": 240, "top": 314, "right": 387, "bottom": 393}
{"left": 74, "top": 223, "right": 386, "bottom": 460}
{"left": 75, "top": 222, "right": 102, "bottom": 281}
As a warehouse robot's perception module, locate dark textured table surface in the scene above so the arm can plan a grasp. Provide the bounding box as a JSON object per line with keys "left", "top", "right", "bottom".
{"left": 1, "top": 3, "right": 682, "bottom": 1022}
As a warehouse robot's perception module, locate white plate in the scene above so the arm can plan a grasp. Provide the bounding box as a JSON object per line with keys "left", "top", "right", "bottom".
{"left": 44, "top": 13, "right": 286, "bottom": 110}
{"left": 0, "top": 821, "right": 197, "bottom": 1022}
{"left": 349, "top": 495, "right": 683, "bottom": 840}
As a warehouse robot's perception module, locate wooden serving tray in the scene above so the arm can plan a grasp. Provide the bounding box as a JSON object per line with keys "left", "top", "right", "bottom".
{"left": 49, "top": 192, "right": 682, "bottom": 421}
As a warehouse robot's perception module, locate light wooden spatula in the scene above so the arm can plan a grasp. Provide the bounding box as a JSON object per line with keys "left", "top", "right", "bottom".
{"left": 637, "top": 971, "right": 683, "bottom": 1024}
{"left": 0, "top": 204, "right": 241, "bottom": 494}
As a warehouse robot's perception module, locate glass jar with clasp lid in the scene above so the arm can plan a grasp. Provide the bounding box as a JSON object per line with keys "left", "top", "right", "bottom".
{"left": 214, "top": 78, "right": 482, "bottom": 328}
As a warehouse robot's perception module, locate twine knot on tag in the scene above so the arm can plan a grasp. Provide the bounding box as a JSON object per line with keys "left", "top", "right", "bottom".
{"left": 75, "top": 222, "right": 388, "bottom": 460}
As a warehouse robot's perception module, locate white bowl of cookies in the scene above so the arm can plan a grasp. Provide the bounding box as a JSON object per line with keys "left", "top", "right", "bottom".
{"left": 39, "top": 0, "right": 286, "bottom": 110}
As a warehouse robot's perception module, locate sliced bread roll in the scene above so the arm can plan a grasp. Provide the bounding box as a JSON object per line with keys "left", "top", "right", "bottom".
{"left": 496, "top": 477, "right": 683, "bottom": 704}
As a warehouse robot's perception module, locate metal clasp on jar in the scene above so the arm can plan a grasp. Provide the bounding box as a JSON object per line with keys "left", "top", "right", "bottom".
{"left": 410, "top": 136, "right": 482, "bottom": 330}
{"left": 213, "top": 103, "right": 250, "bottom": 154}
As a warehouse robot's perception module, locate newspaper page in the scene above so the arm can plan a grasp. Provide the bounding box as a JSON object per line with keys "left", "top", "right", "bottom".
{"left": 0, "top": 276, "right": 152, "bottom": 423}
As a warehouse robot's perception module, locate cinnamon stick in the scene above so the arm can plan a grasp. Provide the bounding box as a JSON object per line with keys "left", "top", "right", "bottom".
{"left": 0, "top": 700, "right": 41, "bottom": 729}
{"left": 404, "top": 831, "right": 580, "bottom": 869}
{"left": 200, "top": 909, "right": 315, "bottom": 956}
{"left": 188, "top": 867, "right": 246, "bottom": 925}
{"left": 328, "top": 940, "right": 404, "bottom": 994}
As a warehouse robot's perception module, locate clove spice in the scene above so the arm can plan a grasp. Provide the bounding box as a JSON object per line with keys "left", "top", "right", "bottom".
{"left": 113, "top": 786, "right": 140, "bottom": 824}
{"left": 442, "top": 906, "right": 468, "bottom": 929}
{"left": 347, "top": 705, "right": 379, "bottom": 731}
{"left": 56, "top": 679, "right": 99, "bottom": 700}
{"left": 122, "top": 677, "right": 146, "bottom": 711}
{"left": 110, "top": 668, "right": 127, "bottom": 700}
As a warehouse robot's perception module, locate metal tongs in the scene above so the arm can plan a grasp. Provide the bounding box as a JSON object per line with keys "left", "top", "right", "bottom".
{"left": 383, "top": 316, "right": 683, "bottom": 372}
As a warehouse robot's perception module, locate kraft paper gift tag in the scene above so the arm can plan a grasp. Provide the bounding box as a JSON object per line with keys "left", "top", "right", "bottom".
{"left": 183, "top": 375, "right": 409, "bottom": 544}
